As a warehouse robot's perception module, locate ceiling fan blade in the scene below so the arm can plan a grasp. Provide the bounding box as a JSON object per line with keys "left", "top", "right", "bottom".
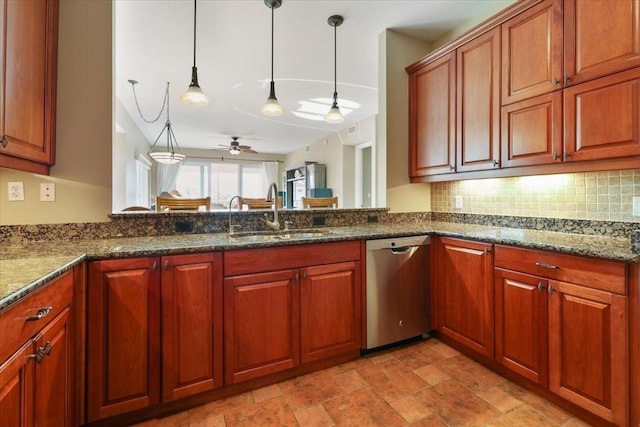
{"left": 238, "top": 145, "right": 253, "bottom": 150}
{"left": 244, "top": 149, "right": 258, "bottom": 154}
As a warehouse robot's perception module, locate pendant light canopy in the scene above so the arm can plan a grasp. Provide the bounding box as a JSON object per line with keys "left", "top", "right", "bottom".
{"left": 181, "top": 0, "right": 209, "bottom": 106}
{"left": 325, "top": 14, "right": 344, "bottom": 124}
{"left": 261, "top": 0, "right": 285, "bottom": 117}
{"left": 129, "top": 80, "right": 186, "bottom": 164}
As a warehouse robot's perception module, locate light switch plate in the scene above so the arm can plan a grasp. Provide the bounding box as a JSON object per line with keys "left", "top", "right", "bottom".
{"left": 633, "top": 197, "right": 640, "bottom": 216}
{"left": 40, "top": 183, "right": 55, "bottom": 202}
{"left": 8, "top": 182, "right": 24, "bottom": 201}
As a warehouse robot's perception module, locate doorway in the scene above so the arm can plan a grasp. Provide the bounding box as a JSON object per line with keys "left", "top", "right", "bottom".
{"left": 356, "top": 142, "right": 374, "bottom": 208}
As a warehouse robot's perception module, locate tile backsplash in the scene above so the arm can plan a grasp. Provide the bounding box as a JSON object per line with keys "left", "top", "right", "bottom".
{"left": 431, "top": 169, "right": 640, "bottom": 222}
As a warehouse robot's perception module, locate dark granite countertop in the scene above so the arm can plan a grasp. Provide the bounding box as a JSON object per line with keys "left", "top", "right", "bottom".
{"left": 1, "top": 221, "right": 637, "bottom": 312}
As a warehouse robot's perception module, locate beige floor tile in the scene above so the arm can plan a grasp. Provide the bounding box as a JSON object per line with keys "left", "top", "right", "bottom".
{"left": 322, "top": 388, "right": 407, "bottom": 427}
{"left": 294, "top": 404, "right": 335, "bottom": 427}
{"left": 223, "top": 396, "right": 297, "bottom": 427}
{"left": 251, "top": 384, "right": 282, "bottom": 403}
{"left": 279, "top": 371, "right": 344, "bottom": 410}
{"left": 413, "top": 364, "right": 451, "bottom": 386}
{"left": 357, "top": 358, "right": 429, "bottom": 403}
{"left": 476, "top": 385, "right": 523, "bottom": 413}
{"left": 333, "top": 370, "right": 369, "bottom": 393}
{"left": 188, "top": 392, "right": 253, "bottom": 423}
{"left": 389, "top": 393, "right": 434, "bottom": 423}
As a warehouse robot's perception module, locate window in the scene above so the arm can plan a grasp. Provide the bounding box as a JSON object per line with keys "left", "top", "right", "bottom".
{"left": 175, "top": 160, "right": 266, "bottom": 206}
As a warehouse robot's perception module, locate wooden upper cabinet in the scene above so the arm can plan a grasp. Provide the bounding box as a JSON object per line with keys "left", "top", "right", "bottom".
{"left": 408, "top": 52, "right": 456, "bottom": 177}
{"left": 564, "top": 67, "right": 640, "bottom": 162}
{"left": 501, "top": 91, "right": 563, "bottom": 167}
{"left": 456, "top": 28, "right": 501, "bottom": 172}
{"left": 502, "top": 0, "right": 563, "bottom": 104}
{"left": 564, "top": 0, "right": 640, "bottom": 87}
{"left": 0, "top": 0, "right": 58, "bottom": 174}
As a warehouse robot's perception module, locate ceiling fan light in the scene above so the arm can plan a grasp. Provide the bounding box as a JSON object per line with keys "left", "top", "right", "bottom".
{"left": 229, "top": 146, "right": 241, "bottom": 155}
{"left": 324, "top": 105, "right": 345, "bottom": 124}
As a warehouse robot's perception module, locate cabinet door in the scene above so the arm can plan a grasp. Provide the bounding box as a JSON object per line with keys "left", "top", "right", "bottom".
{"left": 0, "top": 342, "right": 34, "bottom": 427}
{"left": 501, "top": 0, "right": 563, "bottom": 104}
{"left": 0, "top": 0, "right": 57, "bottom": 170}
{"left": 564, "top": 0, "right": 640, "bottom": 86}
{"left": 548, "top": 280, "right": 628, "bottom": 426}
{"left": 495, "top": 268, "right": 548, "bottom": 386}
{"left": 564, "top": 67, "right": 640, "bottom": 162}
{"left": 34, "top": 308, "right": 71, "bottom": 427}
{"left": 501, "top": 91, "right": 563, "bottom": 167}
{"left": 456, "top": 27, "right": 501, "bottom": 172}
{"left": 161, "top": 253, "right": 223, "bottom": 402}
{"left": 87, "top": 258, "right": 161, "bottom": 422}
{"left": 408, "top": 52, "right": 456, "bottom": 176}
{"left": 436, "top": 237, "right": 494, "bottom": 358}
{"left": 224, "top": 269, "right": 299, "bottom": 384}
{"left": 300, "top": 261, "right": 361, "bottom": 363}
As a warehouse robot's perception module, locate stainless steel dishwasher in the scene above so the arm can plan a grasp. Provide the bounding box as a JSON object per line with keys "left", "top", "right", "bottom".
{"left": 365, "top": 235, "right": 430, "bottom": 350}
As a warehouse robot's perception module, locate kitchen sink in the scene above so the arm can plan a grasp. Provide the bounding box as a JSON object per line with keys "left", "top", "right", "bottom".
{"left": 230, "top": 229, "right": 332, "bottom": 242}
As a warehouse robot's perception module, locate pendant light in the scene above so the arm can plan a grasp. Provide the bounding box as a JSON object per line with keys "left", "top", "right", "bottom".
{"left": 129, "top": 80, "right": 186, "bottom": 164}
{"left": 261, "top": 0, "right": 285, "bottom": 116}
{"left": 180, "top": 0, "right": 209, "bottom": 106}
{"left": 325, "top": 15, "right": 344, "bottom": 124}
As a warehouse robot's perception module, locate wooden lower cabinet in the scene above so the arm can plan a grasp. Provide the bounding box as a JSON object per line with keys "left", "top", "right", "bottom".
{"left": 433, "top": 237, "right": 494, "bottom": 358}
{"left": 494, "top": 245, "right": 628, "bottom": 426}
{"left": 495, "top": 268, "right": 548, "bottom": 386}
{"left": 223, "top": 242, "right": 363, "bottom": 385}
{"left": 87, "top": 253, "right": 222, "bottom": 422}
{"left": 0, "top": 272, "right": 73, "bottom": 427}
{"left": 548, "top": 280, "right": 628, "bottom": 426}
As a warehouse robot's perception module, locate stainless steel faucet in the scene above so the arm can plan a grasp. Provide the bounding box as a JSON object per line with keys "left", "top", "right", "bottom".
{"left": 228, "top": 195, "right": 242, "bottom": 235}
{"left": 264, "top": 182, "right": 280, "bottom": 230}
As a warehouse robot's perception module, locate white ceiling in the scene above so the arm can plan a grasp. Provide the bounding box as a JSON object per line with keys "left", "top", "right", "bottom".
{"left": 115, "top": 0, "right": 514, "bottom": 156}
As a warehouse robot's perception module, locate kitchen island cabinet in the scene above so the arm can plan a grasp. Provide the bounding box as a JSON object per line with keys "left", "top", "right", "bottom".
{"left": 0, "top": 0, "right": 58, "bottom": 175}
{"left": 87, "top": 253, "right": 222, "bottom": 421}
{"left": 0, "top": 271, "right": 73, "bottom": 426}
{"left": 495, "top": 245, "right": 628, "bottom": 426}
{"left": 223, "top": 241, "right": 362, "bottom": 384}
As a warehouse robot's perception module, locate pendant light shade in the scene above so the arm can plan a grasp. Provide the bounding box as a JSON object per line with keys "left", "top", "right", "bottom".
{"left": 181, "top": 0, "right": 209, "bottom": 106}
{"left": 261, "top": 0, "right": 284, "bottom": 116}
{"left": 325, "top": 15, "right": 344, "bottom": 124}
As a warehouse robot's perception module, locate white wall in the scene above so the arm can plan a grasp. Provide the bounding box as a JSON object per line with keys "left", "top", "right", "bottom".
{"left": 0, "top": 0, "right": 113, "bottom": 225}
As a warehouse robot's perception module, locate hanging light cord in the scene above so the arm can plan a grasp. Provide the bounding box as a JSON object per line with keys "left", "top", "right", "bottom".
{"left": 270, "top": 4, "right": 275, "bottom": 82}
{"left": 333, "top": 22, "right": 338, "bottom": 98}
{"left": 129, "top": 80, "right": 168, "bottom": 124}
{"left": 192, "top": 0, "right": 197, "bottom": 68}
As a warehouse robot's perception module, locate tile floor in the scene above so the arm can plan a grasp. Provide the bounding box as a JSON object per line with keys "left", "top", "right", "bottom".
{"left": 133, "top": 339, "right": 591, "bottom": 427}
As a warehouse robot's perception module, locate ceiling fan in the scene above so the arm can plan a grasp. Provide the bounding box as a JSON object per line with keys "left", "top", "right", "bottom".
{"left": 219, "top": 136, "right": 257, "bottom": 156}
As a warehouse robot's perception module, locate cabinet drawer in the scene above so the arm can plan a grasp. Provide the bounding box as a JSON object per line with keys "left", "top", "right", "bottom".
{"left": 224, "top": 241, "right": 361, "bottom": 276}
{"left": 0, "top": 271, "right": 73, "bottom": 364}
{"left": 494, "top": 245, "right": 626, "bottom": 295}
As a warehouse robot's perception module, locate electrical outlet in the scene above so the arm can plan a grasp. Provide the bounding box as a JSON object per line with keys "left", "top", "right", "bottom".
{"left": 40, "top": 183, "right": 55, "bottom": 202}
{"left": 8, "top": 182, "right": 24, "bottom": 201}
{"left": 633, "top": 197, "right": 640, "bottom": 217}
{"left": 454, "top": 195, "right": 463, "bottom": 209}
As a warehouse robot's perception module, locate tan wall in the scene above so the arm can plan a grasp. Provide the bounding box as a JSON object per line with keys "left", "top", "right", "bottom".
{"left": 432, "top": 170, "right": 640, "bottom": 222}
{"left": 379, "top": 30, "right": 431, "bottom": 213}
{"left": 0, "top": 0, "right": 113, "bottom": 225}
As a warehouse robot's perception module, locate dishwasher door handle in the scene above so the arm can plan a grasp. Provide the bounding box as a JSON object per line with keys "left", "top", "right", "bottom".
{"left": 390, "top": 246, "right": 412, "bottom": 254}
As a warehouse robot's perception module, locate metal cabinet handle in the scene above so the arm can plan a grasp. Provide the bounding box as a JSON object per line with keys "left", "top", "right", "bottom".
{"left": 552, "top": 151, "right": 558, "bottom": 161}
{"left": 548, "top": 284, "right": 555, "bottom": 295}
{"left": 28, "top": 341, "right": 52, "bottom": 364}
{"left": 449, "top": 165, "right": 455, "bottom": 171}
{"left": 492, "top": 159, "right": 499, "bottom": 167}
{"left": 552, "top": 77, "right": 560, "bottom": 87}
{"left": 164, "top": 260, "right": 170, "bottom": 271}
{"left": 535, "top": 261, "right": 558, "bottom": 270}
{"left": 1, "top": 135, "right": 7, "bottom": 148}
{"left": 152, "top": 261, "right": 158, "bottom": 271}
{"left": 303, "top": 271, "right": 308, "bottom": 280}
{"left": 295, "top": 272, "right": 299, "bottom": 282}
{"left": 27, "top": 307, "right": 52, "bottom": 321}
{"left": 537, "top": 282, "right": 546, "bottom": 293}
{"left": 563, "top": 151, "right": 570, "bottom": 162}
{"left": 563, "top": 74, "right": 570, "bottom": 84}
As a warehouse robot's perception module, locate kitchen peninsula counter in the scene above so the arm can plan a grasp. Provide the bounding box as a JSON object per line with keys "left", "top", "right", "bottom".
{"left": 1, "top": 220, "right": 637, "bottom": 312}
